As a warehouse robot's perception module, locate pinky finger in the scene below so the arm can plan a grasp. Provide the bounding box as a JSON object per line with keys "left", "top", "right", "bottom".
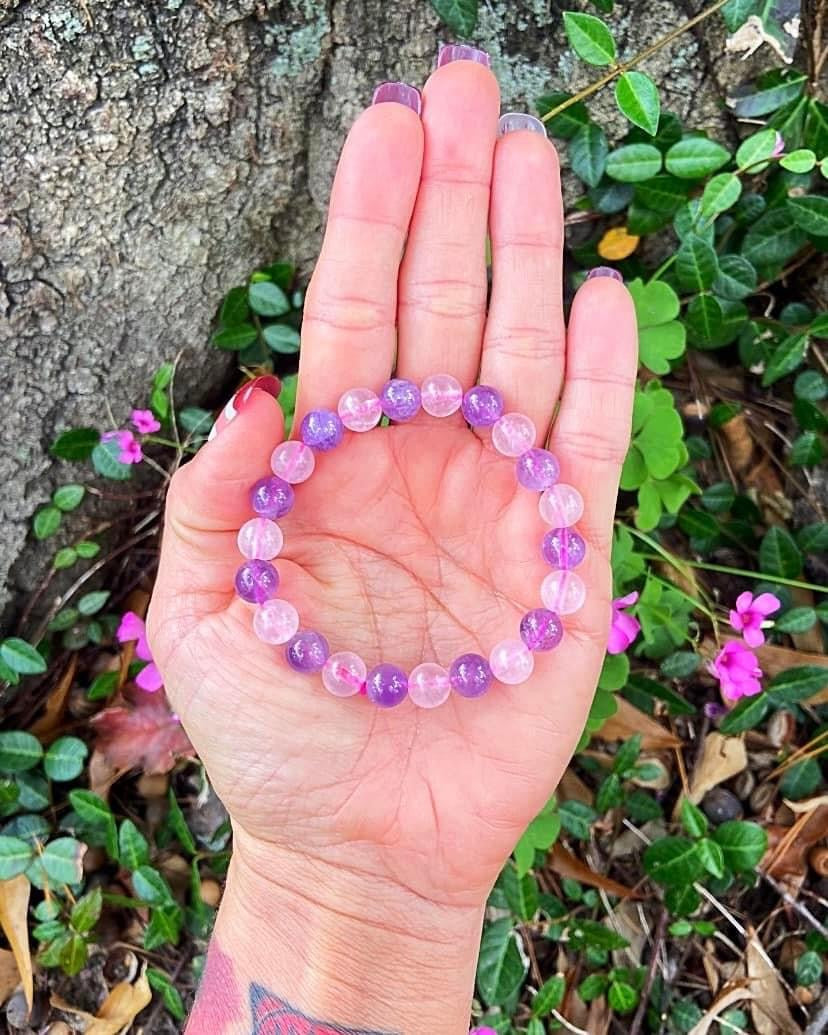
{"left": 548, "top": 273, "right": 637, "bottom": 556}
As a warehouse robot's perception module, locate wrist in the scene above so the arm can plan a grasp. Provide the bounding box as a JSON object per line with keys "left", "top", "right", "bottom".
{"left": 213, "top": 828, "right": 485, "bottom": 1034}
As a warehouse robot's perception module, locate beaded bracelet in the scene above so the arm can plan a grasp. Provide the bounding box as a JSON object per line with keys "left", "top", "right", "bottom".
{"left": 233, "top": 375, "right": 586, "bottom": 709}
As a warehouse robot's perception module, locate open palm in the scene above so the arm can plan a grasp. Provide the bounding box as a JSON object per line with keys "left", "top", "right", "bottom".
{"left": 147, "top": 59, "right": 637, "bottom": 914}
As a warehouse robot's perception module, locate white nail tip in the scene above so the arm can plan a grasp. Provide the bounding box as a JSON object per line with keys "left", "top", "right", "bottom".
{"left": 498, "top": 112, "right": 547, "bottom": 138}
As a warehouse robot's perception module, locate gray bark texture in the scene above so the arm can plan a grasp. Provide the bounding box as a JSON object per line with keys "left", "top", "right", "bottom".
{"left": 0, "top": 0, "right": 749, "bottom": 615}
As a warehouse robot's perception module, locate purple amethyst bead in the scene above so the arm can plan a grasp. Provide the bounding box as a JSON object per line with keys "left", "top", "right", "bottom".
{"left": 516, "top": 448, "right": 560, "bottom": 491}
{"left": 300, "top": 409, "right": 345, "bottom": 451}
{"left": 542, "top": 527, "right": 587, "bottom": 570}
{"left": 285, "top": 630, "right": 330, "bottom": 673}
{"left": 250, "top": 476, "right": 294, "bottom": 519}
{"left": 520, "top": 608, "right": 564, "bottom": 651}
{"left": 380, "top": 378, "right": 421, "bottom": 422}
{"left": 234, "top": 559, "right": 280, "bottom": 604}
{"left": 449, "top": 653, "right": 493, "bottom": 698}
{"left": 462, "top": 385, "right": 504, "bottom": 427}
{"left": 365, "top": 663, "right": 409, "bottom": 708}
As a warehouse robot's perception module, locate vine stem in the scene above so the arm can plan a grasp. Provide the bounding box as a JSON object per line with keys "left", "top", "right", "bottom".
{"left": 540, "top": 0, "right": 732, "bottom": 124}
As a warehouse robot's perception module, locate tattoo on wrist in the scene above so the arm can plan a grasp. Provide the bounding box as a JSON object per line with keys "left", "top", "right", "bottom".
{"left": 250, "top": 984, "right": 399, "bottom": 1034}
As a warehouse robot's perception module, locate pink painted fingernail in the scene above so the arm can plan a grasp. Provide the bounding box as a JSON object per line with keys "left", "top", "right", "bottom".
{"left": 587, "top": 266, "right": 624, "bottom": 282}
{"left": 372, "top": 82, "right": 422, "bottom": 115}
{"left": 498, "top": 112, "right": 547, "bottom": 137}
{"left": 208, "top": 375, "right": 281, "bottom": 442}
{"left": 437, "top": 44, "right": 490, "bottom": 68}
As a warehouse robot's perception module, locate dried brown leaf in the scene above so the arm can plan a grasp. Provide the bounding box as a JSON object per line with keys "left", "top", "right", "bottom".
{"left": 688, "top": 982, "right": 755, "bottom": 1035}
{"left": 746, "top": 934, "right": 801, "bottom": 1034}
{"left": 550, "top": 844, "right": 638, "bottom": 899}
{"left": 29, "top": 655, "right": 77, "bottom": 739}
{"left": 764, "top": 805, "right": 828, "bottom": 878}
{"left": 0, "top": 948, "right": 20, "bottom": 1007}
{"left": 0, "top": 876, "right": 32, "bottom": 1013}
{"left": 558, "top": 768, "right": 594, "bottom": 805}
{"left": 597, "top": 696, "right": 682, "bottom": 750}
{"left": 687, "top": 733, "right": 747, "bottom": 805}
{"left": 52, "top": 968, "right": 152, "bottom": 1035}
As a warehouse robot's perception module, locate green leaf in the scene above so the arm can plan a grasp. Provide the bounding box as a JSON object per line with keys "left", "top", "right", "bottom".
{"left": 562, "top": 11, "right": 616, "bottom": 65}
{"left": 59, "top": 931, "right": 87, "bottom": 976}
{"left": 219, "top": 285, "right": 250, "bottom": 326}
{"left": 579, "top": 973, "right": 609, "bottom": 1002}
{"left": 75, "top": 540, "right": 100, "bottom": 559}
{"left": 533, "top": 975, "right": 566, "bottom": 1016}
{"left": 721, "top": 0, "right": 757, "bottom": 30}
{"left": 501, "top": 864, "right": 539, "bottom": 921}
{"left": 615, "top": 71, "right": 660, "bottom": 135}
{"left": 87, "top": 670, "right": 119, "bottom": 701}
{"left": 559, "top": 800, "right": 597, "bottom": 840}
{"left": 763, "top": 332, "right": 810, "bottom": 387}
{"left": 44, "top": 737, "right": 88, "bottom": 782}
{"left": 0, "top": 835, "right": 35, "bottom": 879}
{"left": 633, "top": 175, "right": 688, "bottom": 214}
{"left": 598, "top": 651, "right": 629, "bottom": 691}
{"left": 775, "top": 607, "right": 817, "bottom": 634}
{"left": 643, "top": 836, "right": 704, "bottom": 886}
{"left": 53, "top": 548, "right": 78, "bottom": 570}
{"left": 16, "top": 772, "right": 49, "bottom": 812}
{"left": 676, "top": 235, "right": 718, "bottom": 293}
{"left": 211, "top": 324, "right": 258, "bottom": 350}
{"left": 608, "top": 981, "right": 638, "bottom": 1014}
{"left": 790, "top": 431, "right": 825, "bottom": 467}
{"left": 665, "top": 137, "right": 731, "bottom": 179}
{"left": 91, "top": 440, "right": 132, "bottom": 481}
{"left": 697, "top": 837, "right": 725, "bottom": 879}
{"left": 713, "top": 254, "right": 757, "bottom": 300}
{"left": 53, "top": 484, "right": 86, "bottom": 512}
{"left": 569, "top": 918, "right": 629, "bottom": 951}
{"left": 701, "top": 481, "right": 736, "bottom": 513}
{"left": 33, "top": 506, "right": 61, "bottom": 540}
{"left": 50, "top": 428, "right": 100, "bottom": 461}
{"left": 477, "top": 918, "right": 528, "bottom": 1006}
{"left": 759, "top": 526, "right": 803, "bottom": 578}
{"left": 788, "top": 195, "right": 828, "bottom": 237}
{"left": 713, "top": 820, "right": 767, "bottom": 873}
{"left": 147, "top": 968, "right": 187, "bottom": 1021}
{"left": 796, "top": 950, "right": 823, "bottom": 987}
{"left": 536, "top": 92, "right": 590, "bottom": 140}
{"left": 720, "top": 693, "right": 771, "bottom": 733}
{"left": 178, "top": 407, "right": 212, "bottom": 435}
{"left": 119, "top": 819, "right": 151, "bottom": 870}
{"left": 0, "top": 639, "right": 46, "bottom": 677}
{"left": 605, "top": 143, "right": 662, "bottom": 183}
{"left": 569, "top": 122, "right": 608, "bottom": 187}
{"left": 77, "top": 590, "right": 110, "bottom": 616}
{"left": 798, "top": 523, "right": 828, "bottom": 552}
{"left": 680, "top": 799, "right": 708, "bottom": 839}
{"left": 69, "top": 790, "right": 118, "bottom": 860}
{"left": 665, "top": 884, "right": 701, "bottom": 917}
{"left": 431, "top": 0, "right": 478, "bottom": 36}
{"left": 613, "top": 733, "right": 642, "bottom": 776}
{"left": 779, "top": 757, "right": 823, "bottom": 801}
{"left": 730, "top": 71, "right": 806, "bottom": 118}
{"left": 743, "top": 208, "right": 808, "bottom": 268}
{"left": 133, "top": 865, "right": 175, "bottom": 906}
{"left": 248, "top": 280, "right": 290, "bottom": 317}
{"left": 735, "top": 128, "right": 778, "bottom": 172}
{"left": 37, "top": 837, "right": 86, "bottom": 886}
{"left": 698, "top": 173, "right": 743, "bottom": 222}
{"left": 686, "top": 294, "right": 723, "bottom": 347}
{"left": 145, "top": 904, "right": 183, "bottom": 949}
{"left": 70, "top": 886, "right": 102, "bottom": 933}
{"left": 627, "top": 278, "right": 685, "bottom": 374}
{"left": 262, "top": 323, "right": 301, "bottom": 354}
{"left": 167, "top": 789, "right": 197, "bottom": 855}
{"left": 781, "top": 148, "right": 817, "bottom": 173}
{"left": 660, "top": 651, "right": 700, "bottom": 679}
{"left": 0, "top": 731, "right": 44, "bottom": 771}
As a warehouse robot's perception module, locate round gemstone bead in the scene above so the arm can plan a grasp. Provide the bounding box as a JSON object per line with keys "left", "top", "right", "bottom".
{"left": 250, "top": 476, "right": 294, "bottom": 519}
{"left": 235, "top": 560, "right": 279, "bottom": 604}
{"left": 516, "top": 448, "right": 560, "bottom": 490}
{"left": 462, "top": 385, "right": 504, "bottom": 427}
{"left": 539, "top": 483, "right": 584, "bottom": 527}
{"left": 381, "top": 379, "right": 421, "bottom": 422}
{"left": 489, "top": 639, "right": 534, "bottom": 684}
{"left": 449, "top": 653, "right": 492, "bottom": 699}
{"left": 322, "top": 651, "right": 367, "bottom": 697}
{"left": 270, "top": 441, "right": 315, "bottom": 484}
{"left": 492, "top": 412, "right": 536, "bottom": 457}
{"left": 301, "top": 409, "right": 345, "bottom": 451}
{"left": 541, "top": 570, "right": 587, "bottom": 615}
{"left": 253, "top": 599, "right": 299, "bottom": 644}
{"left": 542, "top": 527, "right": 586, "bottom": 569}
{"left": 285, "top": 630, "right": 330, "bottom": 673}
{"left": 338, "top": 388, "right": 382, "bottom": 432}
{"left": 421, "top": 374, "right": 463, "bottom": 418}
{"left": 237, "top": 517, "right": 283, "bottom": 560}
{"left": 520, "top": 608, "right": 563, "bottom": 651}
{"left": 408, "top": 663, "right": 451, "bottom": 709}
{"left": 365, "top": 663, "right": 409, "bottom": 708}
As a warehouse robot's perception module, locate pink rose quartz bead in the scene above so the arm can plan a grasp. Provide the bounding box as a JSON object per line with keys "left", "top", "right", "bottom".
{"left": 541, "top": 570, "right": 587, "bottom": 615}
{"left": 492, "top": 413, "right": 536, "bottom": 457}
{"left": 489, "top": 639, "right": 534, "bottom": 685}
{"left": 270, "top": 441, "right": 315, "bottom": 484}
{"left": 337, "top": 388, "right": 382, "bottom": 432}
{"left": 322, "top": 652, "right": 367, "bottom": 697}
{"left": 408, "top": 663, "right": 451, "bottom": 709}
{"left": 421, "top": 373, "right": 463, "bottom": 418}
{"left": 237, "top": 517, "right": 284, "bottom": 560}
{"left": 253, "top": 599, "right": 300, "bottom": 644}
{"left": 539, "top": 483, "right": 584, "bottom": 527}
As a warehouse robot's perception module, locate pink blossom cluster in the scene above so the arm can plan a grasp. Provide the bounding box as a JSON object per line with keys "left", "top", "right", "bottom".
{"left": 116, "top": 610, "right": 162, "bottom": 692}
{"left": 607, "top": 591, "right": 640, "bottom": 655}
{"left": 709, "top": 591, "right": 781, "bottom": 701}
{"left": 102, "top": 409, "right": 161, "bottom": 465}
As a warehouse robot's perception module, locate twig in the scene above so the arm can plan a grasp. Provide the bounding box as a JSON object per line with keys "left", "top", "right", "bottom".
{"left": 760, "top": 871, "right": 828, "bottom": 939}
{"left": 805, "top": 988, "right": 828, "bottom": 1035}
{"left": 629, "top": 908, "right": 667, "bottom": 1035}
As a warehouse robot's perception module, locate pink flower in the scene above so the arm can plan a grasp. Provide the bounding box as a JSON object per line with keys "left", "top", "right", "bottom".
{"left": 131, "top": 408, "right": 161, "bottom": 434}
{"left": 729, "top": 591, "right": 781, "bottom": 648}
{"left": 607, "top": 591, "right": 640, "bottom": 654}
{"left": 103, "top": 429, "right": 143, "bottom": 465}
{"left": 772, "top": 131, "right": 785, "bottom": 157}
{"left": 709, "top": 640, "right": 763, "bottom": 700}
{"left": 470, "top": 1029, "right": 498, "bottom": 1035}
{"left": 116, "top": 611, "right": 162, "bottom": 692}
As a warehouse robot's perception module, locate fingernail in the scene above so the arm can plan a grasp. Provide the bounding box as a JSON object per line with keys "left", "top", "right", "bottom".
{"left": 372, "top": 82, "right": 422, "bottom": 115}
{"left": 208, "top": 375, "right": 281, "bottom": 441}
{"left": 437, "top": 43, "right": 491, "bottom": 68}
{"left": 498, "top": 112, "right": 547, "bottom": 138}
{"left": 587, "top": 266, "right": 624, "bottom": 283}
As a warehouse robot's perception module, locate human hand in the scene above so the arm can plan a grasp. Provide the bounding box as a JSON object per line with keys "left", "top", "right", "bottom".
{"left": 148, "top": 51, "right": 636, "bottom": 1035}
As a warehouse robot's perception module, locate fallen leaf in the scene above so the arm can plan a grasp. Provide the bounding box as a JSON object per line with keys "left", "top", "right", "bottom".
{"left": 0, "top": 876, "right": 32, "bottom": 1013}
{"left": 550, "top": 843, "right": 638, "bottom": 899}
{"left": 91, "top": 690, "right": 193, "bottom": 775}
{"left": 753, "top": 642, "right": 828, "bottom": 686}
{"left": 0, "top": 948, "right": 20, "bottom": 1006}
{"left": 558, "top": 768, "right": 594, "bottom": 806}
{"left": 718, "top": 411, "right": 755, "bottom": 474}
{"left": 689, "top": 982, "right": 755, "bottom": 1035}
{"left": 88, "top": 749, "right": 123, "bottom": 801}
{"left": 53, "top": 967, "right": 152, "bottom": 1035}
{"left": 687, "top": 733, "right": 747, "bottom": 805}
{"left": 597, "top": 696, "right": 682, "bottom": 750}
{"left": 746, "top": 933, "right": 801, "bottom": 1034}
{"left": 29, "top": 655, "right": 77, "bottom": 739}
{"left": 597, "top": 226, "right": 639, "bottom": 260}
{"left": 785, "top": 794, "right": 828, "bottom": 813}
{"left": 763, "top": 805, "right": 828, "bottom": 878}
